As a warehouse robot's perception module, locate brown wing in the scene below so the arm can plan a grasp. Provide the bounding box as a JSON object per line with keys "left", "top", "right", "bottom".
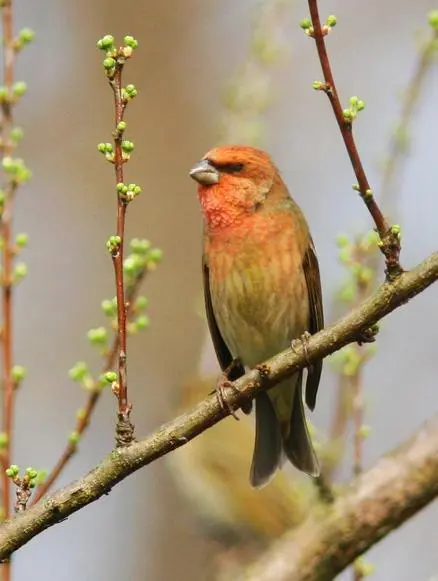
{"left": 202, "top": 258, "right": 245, "bottom": 382}
{"left": 302, "top": 239, "right": 324, "bottom": 411}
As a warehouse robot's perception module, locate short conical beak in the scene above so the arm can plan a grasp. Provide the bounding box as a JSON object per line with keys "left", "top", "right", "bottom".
{"left": 189, "top": 159, "right": 220, "bottom": 185}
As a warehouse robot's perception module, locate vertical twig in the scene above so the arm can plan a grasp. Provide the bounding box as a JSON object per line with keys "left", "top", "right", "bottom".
{"left": 108, "top": 67, "right": 132, "bottom": 442}
{"left": 97, "top": 36, "right": 140, "bottom": 446}
{"left": 305, "top": 0, "right": 402, "bottom": 278}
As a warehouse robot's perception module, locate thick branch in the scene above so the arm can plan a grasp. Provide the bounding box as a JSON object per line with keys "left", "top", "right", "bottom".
{"left": 0, "top": 253, "right": 436, "bottom": 558}
{"left": 241, "top": 415, "right": 438, "bottom": 581}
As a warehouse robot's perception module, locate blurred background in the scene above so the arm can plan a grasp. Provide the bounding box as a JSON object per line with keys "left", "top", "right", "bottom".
{"left": 4, "top": 0, "right": 438, "bottom": 579}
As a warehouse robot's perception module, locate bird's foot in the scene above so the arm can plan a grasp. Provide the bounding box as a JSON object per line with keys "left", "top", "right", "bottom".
{"left": 212, "top": 358, "right": 243, "bottom": 421}
{"left": 215, "top": 376, "right": 240, "bottom": 420}
{"left": 291, "top": 331, "right": 312, "bottom": 366}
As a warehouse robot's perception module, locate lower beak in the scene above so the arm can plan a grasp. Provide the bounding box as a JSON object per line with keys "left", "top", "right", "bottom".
{"left": 189, "top": 159, "right": 220, "bottom": 186}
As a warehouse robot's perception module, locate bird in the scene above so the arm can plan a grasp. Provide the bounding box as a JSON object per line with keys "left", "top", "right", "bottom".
{"left": 189, "top": 145, "right": 324, "bottom": 487}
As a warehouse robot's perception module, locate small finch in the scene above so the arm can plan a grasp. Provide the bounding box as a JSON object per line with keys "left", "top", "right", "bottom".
{"left": 190, "top": 145, "right": 324, "bottom": 487}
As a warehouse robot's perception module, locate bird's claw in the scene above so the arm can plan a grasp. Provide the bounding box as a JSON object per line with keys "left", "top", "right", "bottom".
{"left": 215, "top": 376, "right": 240, "bottom": 420}
{"left": 291, "top": 331, "right": 312, "bottom": 366}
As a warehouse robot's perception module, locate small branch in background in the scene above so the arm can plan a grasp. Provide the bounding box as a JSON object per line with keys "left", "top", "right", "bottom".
{"left": 31, "top": 264, "right": 149, "bottom": 505}
{"left": 98, "top": 35, "right": 141, "bottom": 446}
{"left": 0, "top": 251, "right": 437, "bottom": 561}
{"left": 380, "top": 17, "right": 438, "bottom": 210}
{"left": 0, "top": 3, "right": 33, "bottom": 580}
{"left": 301, "top": 2, "right": 402, "bottom": 278}
{"left": 218, "top": 0, "right": 292, "bottom": 146}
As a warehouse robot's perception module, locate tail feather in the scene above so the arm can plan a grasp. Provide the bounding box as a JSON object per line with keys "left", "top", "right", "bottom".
{"left": 249, "top": 393, "right": 282, "bottom": 488}
{"left": 283, "top": 374, "right": 319, "bottom": 477}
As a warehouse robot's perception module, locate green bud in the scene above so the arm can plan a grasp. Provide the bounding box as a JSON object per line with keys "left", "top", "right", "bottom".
{"left": 338, "top": 247, "right": 351, "bottom": 263}
{"left": 15, "top": 233, "right": 29, "bottom": 248}
{"left": 25, "top": 467, "right": 38, "bottom": 480}
{"left": 135, "top": 296, "right": 148, "bottom": 310}
{"left": 326, "top": 15, "right": 337, "bottom": 27}
{"left": 357, "top": 425, "right": 372, "bottom": 439}
{"left": 12, "top": 81, "right": 27, "bottom": 97}
{"left": 11, "top": 365, "right": 26, "bottom": 383}
{"left": 428, "top": 10, "right": 438, "bottom": 29}
{"left": 87, "top": 326, "right": 108, "bottom": 345}
{"left": 116, "top": 121, "right": 127, "bottom": 132}
{"left": 349, "top": 96, "right": 359, "bottom": 107}
{"left": 97, "top": 35, "right": 115, "bottom": 50}
{"left": 123, "top": 254, "right": 142, "bottom": 274}
{"left": 123, "top": 35, "right": 138, "bottom": 49}
{"left": 390, "top": 224, "right": 401, "bottom": 237}
{"left": 130, "top": 238, "right": 151, "bottom": 253}
{"left": 352, "top": 184, "right": 360, "bottom": 191}
{"left": 343, "top": 108, "right": 354, "bottom": 122}
{"left": 10, "top": 126, "right": 24, "bottom": 143}
{"left": 101, "top": 298, "right": 117, "bottom": 316}
{"left": 19, "top": 28, "right": 35, "bottom": 44}
{"left": 123, "top": 84, "right": 137, "bottom": 99}
{"left": 103, "top": 57, "right": 116, "bottom": 70}
{"left": 121, "top": 140, "right": 134, "bottom": 153}
{"left": 68, "top": 431, "right": 80, "bottom": 445}
{"left": 135, "top": 314, "right": 150, "bottom": 330}
{"left": 14, "top": 262, "right": 28, "bottom": 281}
{"left": 0, "top": 433, "right": 8, "bottom": 447}
{"left": 103, "top": 371, "right": 118, "bottom": 383}
{"left": 335, "top": 233, "right": 350, "bottom": 248}
{"left": 116, "top": 182, "right": 128, "bottom": 193}
{"left": 299, "top": 18, "right": 312, "bottom": 30}
{"left": 5, "top": 464, "right": 19, "bottom": 478}
{"left": 106, "top": 235, "right": 121, "bottom": 253}
{"left": 312, "top": 80, "right": 324, "bottom": 90}
{"left": 147, "top": 248, "right": 163, "bottom": 263}
{"left": 339, "top": 282, "right": 356, "bottom": 303}
{"left": 69, "top": 361, "right": 89, "bottom": 382}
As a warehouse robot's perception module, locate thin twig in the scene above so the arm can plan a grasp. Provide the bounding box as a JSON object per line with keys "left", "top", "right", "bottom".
{"left": 307, "top": 0, "right": 402, "bottom": 278}
{"left": 0, "top": 251, "right": 436, "bottom": 561}
{"left": 380, "top": 27, "right": 438, "bottom": 210}
{"left": 0, "top": 2, "right": 15, "bottom": 580}
{"left": 31, "top": 271, "right": 146, "bottom": 505}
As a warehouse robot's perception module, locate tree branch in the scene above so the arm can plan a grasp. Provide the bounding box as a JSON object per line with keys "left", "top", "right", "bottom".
{"left": 241, "top": 415, "right": 438, "bottom": 581}
{"left": 306, "top": 0, "right": 402, "bottom": 278}
{"left": 0, "top": 253, "right": 435, "bottom": 559}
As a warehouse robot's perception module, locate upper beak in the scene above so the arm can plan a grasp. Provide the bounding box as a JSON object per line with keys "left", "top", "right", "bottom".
{"left": 189, "top": 159, "right": 220, "bottom": 186}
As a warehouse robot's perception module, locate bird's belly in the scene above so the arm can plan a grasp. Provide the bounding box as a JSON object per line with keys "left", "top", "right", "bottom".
{"left": 210, "top": 259, "right": 309, "bottom": 368}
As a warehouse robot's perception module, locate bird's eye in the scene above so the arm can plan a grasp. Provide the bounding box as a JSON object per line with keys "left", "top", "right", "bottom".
{"left": 209, "top": 161, "right": 244, "bottom": 174}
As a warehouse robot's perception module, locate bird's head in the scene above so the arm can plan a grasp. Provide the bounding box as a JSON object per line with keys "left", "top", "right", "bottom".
{"left": 190, "top": 145, "right": 282, "bottom": 232}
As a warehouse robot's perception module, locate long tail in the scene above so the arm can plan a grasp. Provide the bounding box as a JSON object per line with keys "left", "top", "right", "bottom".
{"left": 282, "top": 373, "right": 319, "bottom": 477}
{"left": 250, "top": 373, "right": 319, "bottom": 488}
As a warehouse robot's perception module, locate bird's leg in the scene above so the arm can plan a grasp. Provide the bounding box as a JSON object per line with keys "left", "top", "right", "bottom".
{"left": 214, "top": 358, "right": 243, "bottom": 421}
{"left": 291, "top": 331, "right": 312, "bottom": 368}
